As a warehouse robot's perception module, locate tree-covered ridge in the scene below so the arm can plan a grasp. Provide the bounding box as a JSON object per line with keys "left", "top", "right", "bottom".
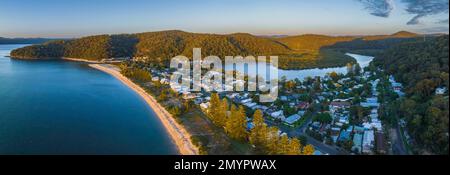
{"left": 0, "top": 37, "right": 56, "bottom": 45}
{"left": 362, "top": 31, "right": 419, "bottom": 41}
{"left": 373, "top": 35, "right": 449, "bottom": 154}
{"left": 276, "top": 34, "right": 355, "bottom": 53}
{"left": 10, "top": 30, "right": 421, "bottom": 69}
{"left": 134, "top": 30, "right": 291, "bottom": 59}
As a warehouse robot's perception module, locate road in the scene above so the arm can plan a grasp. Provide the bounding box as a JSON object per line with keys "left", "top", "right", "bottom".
{"left": 390, "top": 126, "right": 408, "bottom": 155}
{"left": 273, "top": 117, "right": 346, "bottom": 155}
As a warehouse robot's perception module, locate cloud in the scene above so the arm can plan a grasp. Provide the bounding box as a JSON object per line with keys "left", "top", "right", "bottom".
{"left": 437, "top": 19, "right": 449, "bottom": 24}
{"left": 419, "top": 26, "right": 449, "bottom": 33}
{"left": 402, "top": 0, "right": 449, "bottom": 25}
{"left": 358, "top": 0, "right": 395, "bottom": 17}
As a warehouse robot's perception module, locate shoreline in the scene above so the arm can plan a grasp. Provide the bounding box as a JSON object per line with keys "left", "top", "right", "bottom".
{"left": 63, "top": 57, "right": 102, "bottom": 63}
{"left": 88, "top": 64, "right": 199, "bottom": 155}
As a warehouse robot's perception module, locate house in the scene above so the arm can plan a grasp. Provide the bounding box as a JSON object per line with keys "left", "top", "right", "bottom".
{"left": 376, "top": 132, "right": 387, "bottom": 154}
{"left": 360, "top": 97, "right": 379, "bottom": 107}
{"left": 271, "top": 110, "right": 285, "bottom": 121}
{"left": 285, "top": 114, "right": 302, "bottom": 126}
{"left": 436, "top": 87, "right": 448, "bottom": 95}
{"left": 339, "top": 116, "right": 350, "bottom": 124}
{"left": 363, "top": 120, "right": 382, "bottom": 131}
{"left": 298, "top": 110, "right": 306, "bottom": 116}
{"left": 338, "top": 130, "right": 351, "bottom": 141}
{"left": 152, "top": 77, "right": 160, "bottom": 82}
{"left": 329, "top": 101, "right": 351, "bottom": 114}
{"left": 200, "top": 102, "right": 210, "bottom": 111}
{"left": 241, "top": 98, "right": 252, "bottom": 104}
{"left": 331, "top": 127, "right": 341, "bottom": 143}
{"left": 160, "top": 78, "right": 170, "bottom": 85}
{"left": 244, "top": 102, "right": 257, "bottom": 108}
{"left": 311, "top": 122, "right": 321, "bottom": 130}
{"left": 297, "top": 102, "right": 310, "bottom": 110}
{"left": 363, "top": 130, "right": 375, "bottom": 154}
{"left": 182, "top": 93, "right": 197, "bottom": 100}
{"left": 352, "top": 133, "right": 363, "bottom": 154}
{"left": 194, "top": 98, "right": 204, "bottom": 105}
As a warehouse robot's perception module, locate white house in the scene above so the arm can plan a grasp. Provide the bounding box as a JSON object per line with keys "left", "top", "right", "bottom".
{"left": 271, "top": 110, "right": 285, "bottom": 121}
{"left": 363, "top": 130, "right": 375, "bottom": 154}
{"left": 436, "top": 87, "right": 448, "bottom": 95}
{"left": 285, "top": 114, "right": 302, "bottom": 126}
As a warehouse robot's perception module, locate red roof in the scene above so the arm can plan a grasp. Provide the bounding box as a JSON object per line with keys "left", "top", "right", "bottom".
{"left": 297, "top": 102, "right": 310, "bottom": 109}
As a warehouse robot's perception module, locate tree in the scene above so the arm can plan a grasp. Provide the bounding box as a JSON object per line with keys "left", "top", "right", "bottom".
{"left": 249, "top": 110, "right": 268, "bottom": 148}
{"left": 265, "top": 127, "right": 280, "bottom": 155}
{"left": 328, "top": 71, "right": 339, "bottom": 82}
{"left": 346, "top": 63, "right": 354, "bottom": 75}
{"left": 216, "top": 98, "right": 229, "bottom": 127}
{"left": 287, "top": 138, "right": 302, "bottom": 155}
{"left": 208, "top": 93, "right": 221, "bottom": 124}
{"left": 302, "top": 144, "right": 315, "bottom": 155}
{"left": 286, "top": 81, "right": 296, "bottom": 92}
{"left": 225, "top": 105, "right": 248, "bottom": 140}
{"left": 278, "top": 135, "right": 290, "bottom": 154}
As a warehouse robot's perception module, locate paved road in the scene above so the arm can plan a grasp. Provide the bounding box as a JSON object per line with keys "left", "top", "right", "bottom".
{"left": 275, "top": 119, "right": 346, "bottom": 155}
{"left": 391, "top": 126, "right": 408, "bottom": 155}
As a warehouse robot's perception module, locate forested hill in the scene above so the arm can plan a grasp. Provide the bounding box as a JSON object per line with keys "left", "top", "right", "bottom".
{"left": 0, "top": 37, "right": 55, "bottom": 44}
{"left": 11, "top": 30, "right": 421, "bottom": 69}
{"left": 10, "top": 30, "right": 290, "bottom": 61}
{"left": 373, "top": 35, "right": 449, "bottom": 154}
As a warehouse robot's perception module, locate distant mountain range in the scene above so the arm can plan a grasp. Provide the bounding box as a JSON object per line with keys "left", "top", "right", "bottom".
{"left": 10, "top": 30, "right": 427, "bottom": 69}
{"left": 0, "top": 37, "right": 59, "bottom": 45}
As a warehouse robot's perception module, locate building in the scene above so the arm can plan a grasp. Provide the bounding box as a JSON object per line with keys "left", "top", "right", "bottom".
{"left": 297, "top": 102, "right": 310, "bottom": 111}
{"left": 285, "top": 114, "right": 302, "bottom": 126}
{"left": 436, "top": 87, "right": 448, "bottom": 95}
{"left": 361, "top": 97, "right": 379, "bottom": 107}
{"left": 271, "top": 110, "right": 285, "bottom": 121}
{"left": 376, "top": 132, "right": 387, "bottom": 154}
{"left": 329, "top": 101, "right": 351, "bottom": 114}
{"left": 200, "top": 102, "right": 210, "bottom": 111}
{"left": 363, "top": 130, "right": 375, "bottom": 154}
{"left": 352, "top": 133, "right": 363, "bottom": 154}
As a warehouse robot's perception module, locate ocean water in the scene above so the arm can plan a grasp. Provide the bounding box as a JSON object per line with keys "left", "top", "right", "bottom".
{"left": 0, "top": 44, "right": 177, "bottom": 155}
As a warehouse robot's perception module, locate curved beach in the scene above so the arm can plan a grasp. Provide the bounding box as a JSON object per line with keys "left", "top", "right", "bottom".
{"left": 89, "top": 64, "right": 199, "bottom": 155}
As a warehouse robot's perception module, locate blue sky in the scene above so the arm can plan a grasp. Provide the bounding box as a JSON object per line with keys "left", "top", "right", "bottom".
{"left": 0, "top": 0, "right": 448, "bottom": 38}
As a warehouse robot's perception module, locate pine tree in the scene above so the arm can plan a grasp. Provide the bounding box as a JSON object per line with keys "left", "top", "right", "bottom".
{"left": 225, "top": 105, "right": 248, "bottom": 140}
{"left": 217, "top": 98, "right": 229, "bottom": 127}
{"left": 302, "top": 144, "right": 315, "bottom": 155}
{"left": 249, "top": 110, "right": 268, "bottom": 148}
{"left": 287, "top": 138, "right": 302, "bottom": 155}
{"left": 209, "top": 93, "right": 221, "bottom": 124}
{"left": 278, "top": 135, "right": 290, "bottom": 154}
{"left": 230, "top": 105, "right": 248, "bottom": 140}
{"left": 265, "top": 127, "right": 280, "bottom": 155}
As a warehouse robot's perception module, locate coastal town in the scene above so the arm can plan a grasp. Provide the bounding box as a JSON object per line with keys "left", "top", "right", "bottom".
{"left": 111, "top": 53, "right": 443, "bottom": 155}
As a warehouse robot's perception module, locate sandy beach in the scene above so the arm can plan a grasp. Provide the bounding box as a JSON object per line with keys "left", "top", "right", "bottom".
{"left": 89, "top": 64, "right": 199, "bottom": 155}
{"left": 63, "top": 57, "right": 102, "bottom": 63}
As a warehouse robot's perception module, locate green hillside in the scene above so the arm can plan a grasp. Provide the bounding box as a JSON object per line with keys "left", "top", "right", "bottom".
{"left": 11, "top": 30, "right": 421, "bottom": 70}
{"left": 372, "top": 35, "right": 449, "bottom": 154}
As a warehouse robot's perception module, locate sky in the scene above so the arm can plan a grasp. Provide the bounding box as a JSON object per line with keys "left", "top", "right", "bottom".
{"left": 0, "top": 0, "right": 448, "bottom": 38}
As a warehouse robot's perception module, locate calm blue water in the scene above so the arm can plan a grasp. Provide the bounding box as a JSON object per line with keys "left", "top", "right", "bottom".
{"left": 224, "top": 53, "right": 374, "bottom": 80}
{"left": 0, "top": 44, "right": 177, "bottom": 155}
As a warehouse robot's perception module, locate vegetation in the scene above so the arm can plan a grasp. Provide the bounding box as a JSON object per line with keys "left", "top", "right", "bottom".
{"left": 372, "top": 35, "right": 449, "bottom": 154}
{"left": 208, "top": 94, "right": 316, "bottom": 155}
{"left": 0, "top": 37, "right": 55, "bottom": 45}
{"left": 11, "top": 30, "right": 420, "bottom": 69}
